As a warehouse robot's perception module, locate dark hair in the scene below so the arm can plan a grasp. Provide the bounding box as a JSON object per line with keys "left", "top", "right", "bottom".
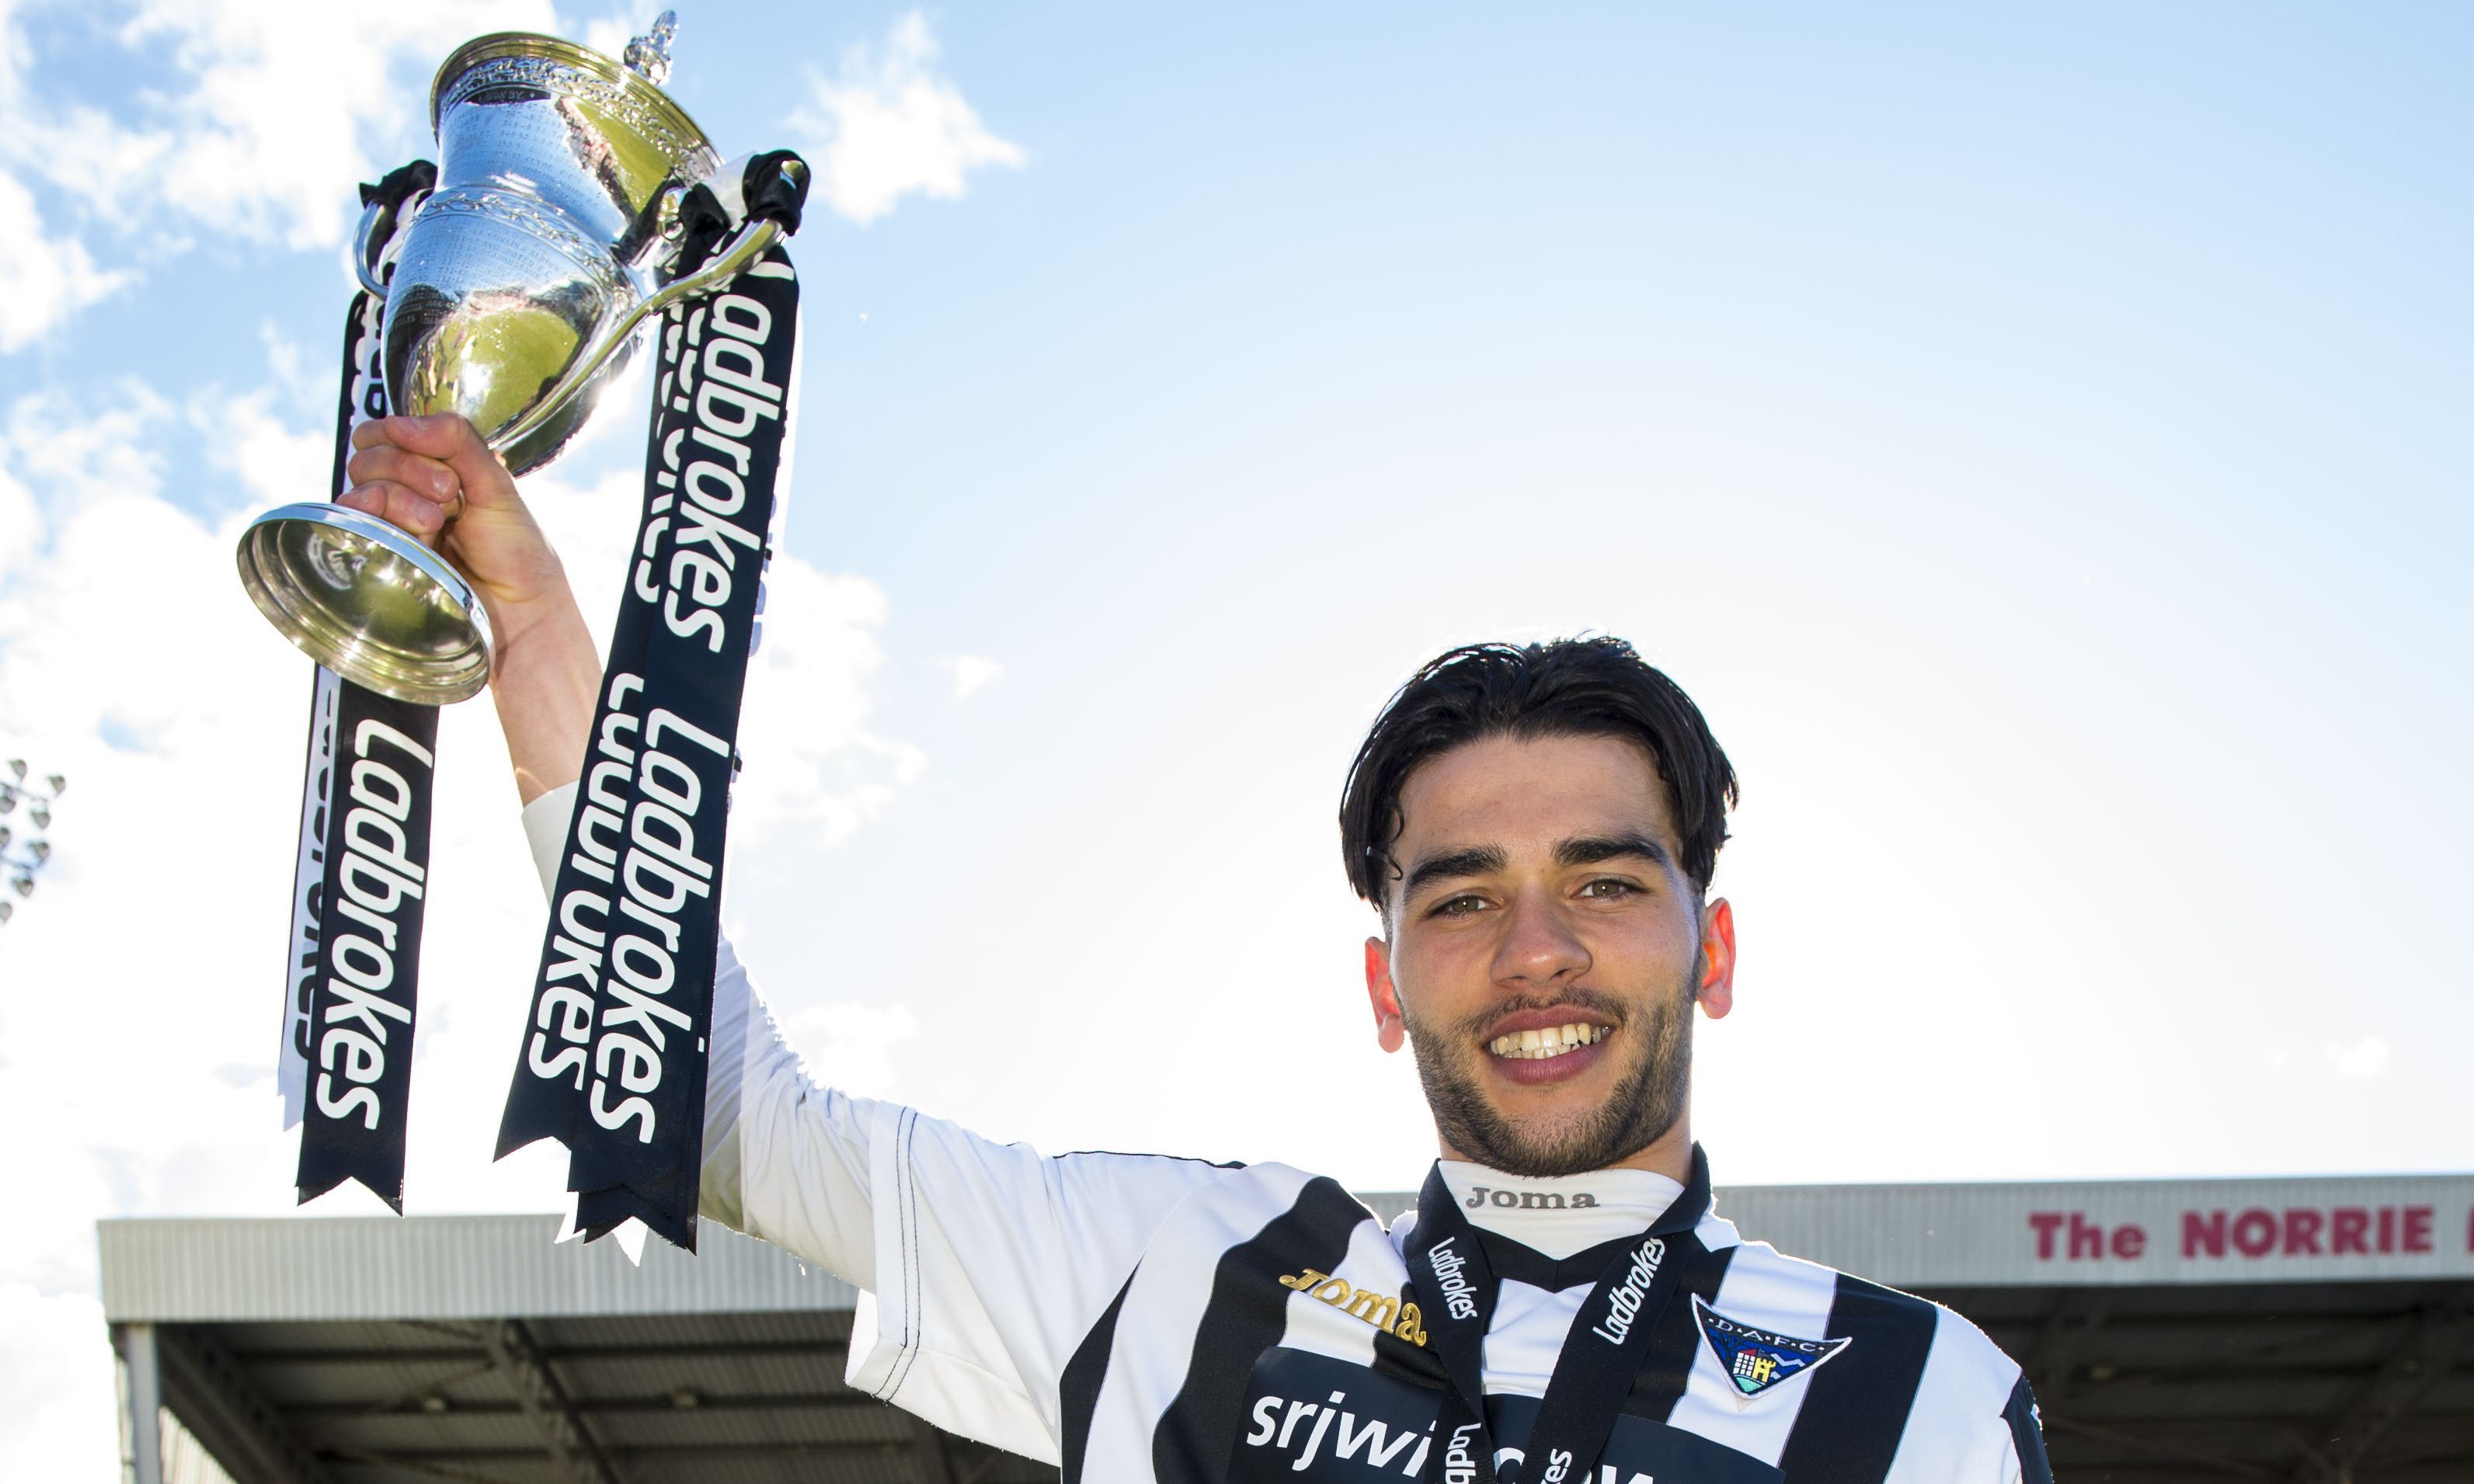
{"left": 1339, "top": 637, "right": 1738, "bottom": 909}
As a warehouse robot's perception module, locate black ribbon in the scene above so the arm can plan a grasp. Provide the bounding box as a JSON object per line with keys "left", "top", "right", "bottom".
{"left": 357, "top": 158, "right": 437, "bottom": 216}
{"left": 739, "top": 149, "right": 809, "bottom": 234}
{"left": 1402, "top": 1148, "right": 1710, "bottom": 1484}
{"left": 672, "top": 151, "right": 811, "bottom": 275}
{"left": 496, "top": 244, "right": 802, "bottom": 1253}
{"left": 288, "top": 283, "right": 441, "bottom": 1211}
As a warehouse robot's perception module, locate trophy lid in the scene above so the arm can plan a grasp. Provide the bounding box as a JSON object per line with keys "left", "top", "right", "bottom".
{"left": 428, "top": 30, "right": 720, "bottom": 184}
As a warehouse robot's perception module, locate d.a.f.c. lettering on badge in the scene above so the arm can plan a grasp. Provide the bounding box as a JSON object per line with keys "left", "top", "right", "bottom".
{"left": 1693, "top": 1295, "right": 1852, "bottom": 1404}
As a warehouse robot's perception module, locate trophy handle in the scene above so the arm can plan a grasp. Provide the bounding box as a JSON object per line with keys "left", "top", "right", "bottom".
{"left": 487, "top": 216, "right": 788, "bottom": 457}
{"left": 353, "top": 165, "right": 435, "bottom": 300}
{"left": 353, "top": 196, "right": 396, "bottom": 299}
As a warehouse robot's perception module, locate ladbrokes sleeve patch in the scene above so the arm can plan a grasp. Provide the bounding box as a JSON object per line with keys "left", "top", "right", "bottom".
{"left": 1691, "top": 1295, "right": 1852, "bottom": 1402}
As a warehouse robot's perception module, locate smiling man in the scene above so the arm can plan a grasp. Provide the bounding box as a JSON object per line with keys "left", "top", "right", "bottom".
{"left": 343, "top": 415, "right": 2053, "bottom": 1484}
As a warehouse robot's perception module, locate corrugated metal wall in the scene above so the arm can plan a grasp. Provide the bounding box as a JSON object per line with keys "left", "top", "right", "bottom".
{"left": 100, "top": 1170, "right": 2474, "bottom": 1324}
{"left": 99, "top": 1215, "right": 856, "bottom": 1322}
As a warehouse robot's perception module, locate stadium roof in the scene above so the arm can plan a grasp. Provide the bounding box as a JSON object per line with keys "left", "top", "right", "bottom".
{"left": 98, "top": 1172, "right": 2474, "bottom": 1482}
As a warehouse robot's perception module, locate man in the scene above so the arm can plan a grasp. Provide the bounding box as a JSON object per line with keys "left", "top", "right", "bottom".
{"left": 341, "top": 415, "right": 2055, "bottom": 1483}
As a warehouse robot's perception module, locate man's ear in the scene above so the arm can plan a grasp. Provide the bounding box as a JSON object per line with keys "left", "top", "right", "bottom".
{"left": 1365, "top": 936, "right": 1407, "bottom": 1053}
{"left": 1695, "top": 898, "right": 1736, "bottom": 1020}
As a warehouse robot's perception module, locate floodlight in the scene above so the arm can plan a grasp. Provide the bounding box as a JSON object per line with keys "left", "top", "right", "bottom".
{"left": 0, "top": 757, "right": 63, "bottom": 933}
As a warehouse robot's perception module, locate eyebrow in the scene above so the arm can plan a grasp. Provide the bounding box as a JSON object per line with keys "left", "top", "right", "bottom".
{"left": 1401, "top": 846, "right": 1508, "bottom": 899}
{"left": 1557, "top": 832, "right": 1672, "bottom": 871}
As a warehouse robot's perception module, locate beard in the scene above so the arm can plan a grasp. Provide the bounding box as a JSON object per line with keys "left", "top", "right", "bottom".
{"left": 1403, "top": 982, "right": 1692, "bottom": 1178}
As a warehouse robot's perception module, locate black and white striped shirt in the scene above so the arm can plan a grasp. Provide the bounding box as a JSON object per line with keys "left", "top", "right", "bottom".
{"left": 521, "top": 788, "right": 2053, "bottom": 1484}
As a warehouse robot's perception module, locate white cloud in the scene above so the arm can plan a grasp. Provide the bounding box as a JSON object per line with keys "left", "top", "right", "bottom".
{"left": 0, "top": 1284, "right": 117, "bottom": 1484}
{"left": 0, "top": 170, "right": 130, "bottom": 350}
{"left": 730, "top": 555, "right": 926, "bottom": 846}
{"left": 0, "top": 382, "right": 169, "bottom": 582}
{"left": 944, "top": 652, "right": 1002, "bottom": 700}
{"left": 574, "top": 12, "right": 639, "bottom": 67}
{"left": 111, "top": 0, "right": 561, "bottom": 248}
{"left": 193, "top": 385, "right": 331, "bottom": 509}
{"left": 0, "top": 381, "right": 317, "bottom": 1481}
{"left": 0, "top": 461, "right": 31, "bottom": 569}
{"left": 2326, "top": 1036, "right": 2391, "bottom": 1079}
{"left": 789, "top": 11, "right": 1025, "bottom": 227}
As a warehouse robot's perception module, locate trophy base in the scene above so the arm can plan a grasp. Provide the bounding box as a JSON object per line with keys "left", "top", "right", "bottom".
{"left": 236, "top": 504, "right": 494, "bottom": 707}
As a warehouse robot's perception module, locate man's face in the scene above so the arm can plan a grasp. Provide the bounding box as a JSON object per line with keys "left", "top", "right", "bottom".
{"left": 1362, "top": 732, "right": 1734, "bottom": 1177}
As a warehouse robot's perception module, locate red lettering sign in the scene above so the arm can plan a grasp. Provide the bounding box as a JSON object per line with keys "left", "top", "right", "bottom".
{"left": 2170, "top": 1204, "right": 2455, "bottom": 1261}
{"left": 2029, "top": 1211, "right": 2150, "bottom": 1262}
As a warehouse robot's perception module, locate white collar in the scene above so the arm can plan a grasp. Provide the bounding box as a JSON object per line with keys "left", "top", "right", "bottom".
{"left": 1426, "top": 1160, "right": 1688, "bottom": 1260}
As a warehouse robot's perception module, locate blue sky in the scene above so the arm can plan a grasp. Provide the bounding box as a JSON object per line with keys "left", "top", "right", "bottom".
{"left": 0, "top": 2, "right": 2467, "bottom": 1474}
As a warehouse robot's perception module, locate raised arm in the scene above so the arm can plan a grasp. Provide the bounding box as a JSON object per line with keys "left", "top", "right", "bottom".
{"left": 340, "top": 413, "right": 596, "bottom": 803}
{"left": 346, "top": 415, "right": 1237, "bottom": 1461}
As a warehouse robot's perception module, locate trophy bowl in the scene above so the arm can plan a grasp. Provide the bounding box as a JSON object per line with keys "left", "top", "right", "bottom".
{"left": 236, "top": 19, "right": 781, "bottom": 705}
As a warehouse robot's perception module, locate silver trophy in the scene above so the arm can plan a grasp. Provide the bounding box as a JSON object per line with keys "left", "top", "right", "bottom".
{"left": 235, "top": 14, "right": 795, "bottom": 704}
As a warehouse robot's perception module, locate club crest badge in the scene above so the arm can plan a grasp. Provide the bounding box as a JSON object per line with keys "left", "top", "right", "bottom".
{"left": 1693, "top": 1295, "right": 1851, "bottom": 1402}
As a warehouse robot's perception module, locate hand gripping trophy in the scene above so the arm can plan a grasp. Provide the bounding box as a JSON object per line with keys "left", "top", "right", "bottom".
{"left": 234, "top": 12, "right": 809, "bottom": 1245}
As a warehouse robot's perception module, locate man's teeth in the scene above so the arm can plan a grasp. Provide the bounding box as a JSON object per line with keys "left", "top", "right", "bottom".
{"left": 1488, "top": 1024, "right": 1609, "bottom": 1060}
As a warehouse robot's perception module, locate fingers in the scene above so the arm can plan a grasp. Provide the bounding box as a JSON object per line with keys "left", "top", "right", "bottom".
{"left": 350, "top": 413, "right": 521, "bottom": 513}
{"left": 345, "top": 443, "right": 457, "bottom": 506}
{"left": 342, "top": 430, "right": 458, "bottom": 537}
{"left": 335, "top": 480, "right": 453, "bottom": 540}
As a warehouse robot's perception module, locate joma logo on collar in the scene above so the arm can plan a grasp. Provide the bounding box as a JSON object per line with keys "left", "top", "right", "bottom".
{"left": 1279, "top": 1269, "right": 1428, "bottom": 1346}
{"left": 1464, "top": 1186, "right": 1599, "bottom": 1210}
